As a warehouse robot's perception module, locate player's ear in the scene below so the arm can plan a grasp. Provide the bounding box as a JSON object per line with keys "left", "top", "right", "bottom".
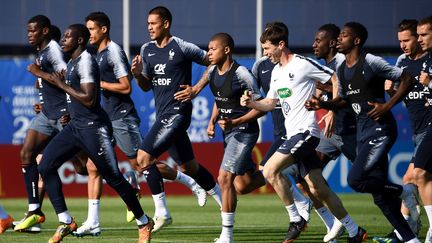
{"left": 101, "top": 26, "right": 108, "bottom": 34}
{"left": 224, "top": 46, "right": 230, "bottom": 54}
{"left": 77, "top": 36, "right": 84, "bottom": 45}
{"left": 329, "top": 39, "right": 336, "bottom": 48}
{"left": 43, "top": 27, "right": 50, "bottom": 36}
{"left": 163, "top": 20, "right": 170, "bottom": 29}
{"left": 354, "top": 37, "right": 361, "bottom": 46}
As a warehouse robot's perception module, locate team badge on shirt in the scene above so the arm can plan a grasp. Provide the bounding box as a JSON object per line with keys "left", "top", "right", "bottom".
{"left": 352, "top": 103, "right": 361, "bottom": 114}
{"left": 169, "top": 49, "right": 175, "bottom": 60}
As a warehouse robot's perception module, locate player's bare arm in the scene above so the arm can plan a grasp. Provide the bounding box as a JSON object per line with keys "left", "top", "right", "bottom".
{"left": 131, "top": 55, "right": 152, "bottom": 92}
{"left": 174, "top": 66, "right": 211, "bottom": 102}
{"left": 100, "top": 76, "right": 132, "bottom": 95}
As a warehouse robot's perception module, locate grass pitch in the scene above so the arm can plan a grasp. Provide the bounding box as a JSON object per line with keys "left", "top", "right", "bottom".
{"left": 0, "top": 193, "right": 429, "bottom": 242}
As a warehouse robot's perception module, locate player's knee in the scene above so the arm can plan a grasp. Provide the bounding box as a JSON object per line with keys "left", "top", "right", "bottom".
{"left": 20, "top": 148, "right": 34, "bottom": 166}
{"left": 217, "top": 172, "right": 232, "bottom": 189}
{"left": 180, "top": 160, "right": 199, "bottom": 175}
{"left": 262, "top": 167, "right": 277, "bottom": 185}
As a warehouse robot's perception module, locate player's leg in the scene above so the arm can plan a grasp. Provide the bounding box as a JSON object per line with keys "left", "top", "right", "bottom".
{"left": 81, "top": 125, "right": 154, "bottom": 242}
{"left": 170, "top": 132, "right": 222, "bottom": 207}
{"left": 15, "top": 113, "right": 59, "bottom": 231}
{"left": 348, "top": 135, "right": 418, "bottom": 242}
{"left": 215, "top": 130, "right": 257, "bottom": 243}
{"left": 37, "top": 126, "right": 81, "bottom": 242}
{"left": 412, "top": 128, "right": 432, "bottom": 243}
{"left": 73, "top": 158, "right": 102, "bottom": 237}
{"left": 111, "top": 115, "right": 144, "bottom": 222}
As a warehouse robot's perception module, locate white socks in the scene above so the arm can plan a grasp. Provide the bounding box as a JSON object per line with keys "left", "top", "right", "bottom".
{"left": 285, "top": 203, "right": 301, "bottom": 222}
{"left": 152, "top": 192, "right": 170, "bottom": 218}
{"left": 58, "top": 211, "right": 72, "bottom": 224}
{"left": 220, "top": 212, "right": 235, "bottom": 240}
{"left": 136, "top": 214, "right": 149, "bottom": 226}
{"left": 207, "top": 184, "right": 223, "bottom": 207}
{"left": 175, "top": 170, "right": 198, "bottom": 190}
{"left": 87, "top": 199, "right": 100, "bottom": 225}
{"left": 340, "top": 214, "right": 358, "bottom": 237}
{"left": 28, "top": 203, "right": 40, "bottom": 212}
{"left": 315, "top": 207, "right": 334, "bottom": 232}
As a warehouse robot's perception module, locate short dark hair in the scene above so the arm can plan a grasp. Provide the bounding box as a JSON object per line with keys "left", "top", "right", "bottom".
{"left": 398, "top": 19, "right": 418, "bottom": 36}
{"left": 318, "top": 23, "right": 340, "bottom": 40}
{"left": 69, "top": 24, "right": 90, "bottom": 45}
{"left": 28, "top": 15, "right": 51, "bottom": 29}
{"left": 344, "top": 22, "right": 368, "bottom": 47}
{"left": 85, "top": 12, "right": 111, "bottom": 32}
{"left": 149, "top": 6, "right": 172, "bottom": 25}
{"left": 260, "top": 22, "right": 289, "bottom": 47}
{"left": 418, "top": 16, "right": 432, "bottom": 27}
{"left": 50, "top": 25, "right": 61, "bottom": 42}
{"left": 210, "top": 33, "right": 235, "bottom": 51}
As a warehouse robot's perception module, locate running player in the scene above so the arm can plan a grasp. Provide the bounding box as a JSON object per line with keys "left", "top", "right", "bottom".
{"left": 305, "top": 21, "right": 421, "bottom": 243}
{"left": 131, "top": 6, "right": 222, "bottom": 233}
{"left": 205, "top": 33, "right": 265, "bottom": 243}
{"left": 32, "top": 24, "right": 154, "bottom": 243}
{"left": 242, "top": 22, "right": 363, "bottom": 243}
{"left": 373, "top": 19, "right": 428, "bottom": 243}
{"left": 15, "top": 15, "right": 68, "bottom": 232}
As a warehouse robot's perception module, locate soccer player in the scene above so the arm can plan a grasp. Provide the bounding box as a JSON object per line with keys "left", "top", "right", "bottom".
{"left": 0, "top": 205, "right": 13, "bottom": 234}
{"left": 305, "top": 22, "right": 421, "bottom": 243}
{"left": 252, "top": 22, "right": 313, "bottom": 223}
{"left": 31, "top": 24, "right": 154, "bottom": 243}
{"left": 416, "top": 15, "right": 432, "bottom": 243}
{"left": 311, "top": 23, "right": 358, "bottom": 240}
{"left": 242, "top": 22, "right": 363, "bottom": 243}
{"left": 131, "top": 6, "right": 222, "bottom": 232}
{"left": 373, "top": 19, "right": 428, "bottom": 243}
{"left": 204, "top": 33, "right": 265, "bottom": 242}
{"left": 15, "top": 15, "right": 68, "bottom": 232}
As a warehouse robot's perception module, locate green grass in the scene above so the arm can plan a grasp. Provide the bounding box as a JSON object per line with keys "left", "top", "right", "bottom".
{"left": 0, "top": 193, "right": 429, "bottom": 242}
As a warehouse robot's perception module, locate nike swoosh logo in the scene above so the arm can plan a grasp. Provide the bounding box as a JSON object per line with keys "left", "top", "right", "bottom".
{"left": 261, "top": 70, "right": 270, "bottom": 74}
{"left": 148, "top": 53, "right": 156, "bottom": 56}
{"left": 98, "top": 152, "right": 104, "bottom": 156}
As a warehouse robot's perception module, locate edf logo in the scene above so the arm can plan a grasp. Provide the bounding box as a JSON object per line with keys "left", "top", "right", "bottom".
{"left": 154, "top": 64, "right": 166, "bottom": 75}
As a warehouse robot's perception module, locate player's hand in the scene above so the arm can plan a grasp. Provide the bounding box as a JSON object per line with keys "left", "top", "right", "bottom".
{"left": 59, "top": 113, "right": 71, "bottom": 125}
{"left": 131, "top": 55, "right": 143, "bottom": 77}
{"left": 207, "top": 122, "right": 215, "bottom": 139}
{"left": 33, "top": 103, "right": 42, "bottom": 114}
{"left": 174, "top": 85, "right": 195, "bottom": 102}
{"left": 217, "top": 116, "right": 232, "bottom": 132}
{"left": 305, "top": 95, "right": 321, "bottom": 110}
{"left": 240, "top": 90, "right": 252, "bottom": 107}
{"left": 419, "top": 71, "right": 431, "bottom": 87}
{"left": 27, "top": 63, "right": 41, "bottom": 76}
{"left": 318, "top": 110, "right": 335, "bottom": 138}
{"left": 367, "top": 101, "right": 389, "bottom": 121}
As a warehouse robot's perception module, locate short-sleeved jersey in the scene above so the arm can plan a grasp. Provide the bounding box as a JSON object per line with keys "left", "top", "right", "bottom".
{"left": 38, "top": 40, "right": 68, "bottom": 119}
{"left": 65, "top": 51, "right": 110, "bottom": 129}
{"left": 140, "top": 36, "right": 207, "bottom": 118}
{"left": 423, "top": 52, "right": 432, "bottom": 79}
{"left": 323, "top": 53, "right": 356, "bottom": 135}
{"left": 252, "top": 56, "right": 285, "bottom": 137}
{"left": 396, "top": 53, "right": 432, "bottom": 134}
{"left": 208, "top": 63, "right": 262, "bottom": 134}
{"left": 97, "top": 41, "right": 137, "bottom": 121}
{"left": 338, "top": 53, "right": 402, "bottom": 139}
{"left": 267, "top": 54, "right": 333, "bottom": 139}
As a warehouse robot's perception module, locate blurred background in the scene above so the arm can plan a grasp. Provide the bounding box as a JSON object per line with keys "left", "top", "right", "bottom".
{"left": 0, "top": 0, "right": 431, "bottom": 198}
